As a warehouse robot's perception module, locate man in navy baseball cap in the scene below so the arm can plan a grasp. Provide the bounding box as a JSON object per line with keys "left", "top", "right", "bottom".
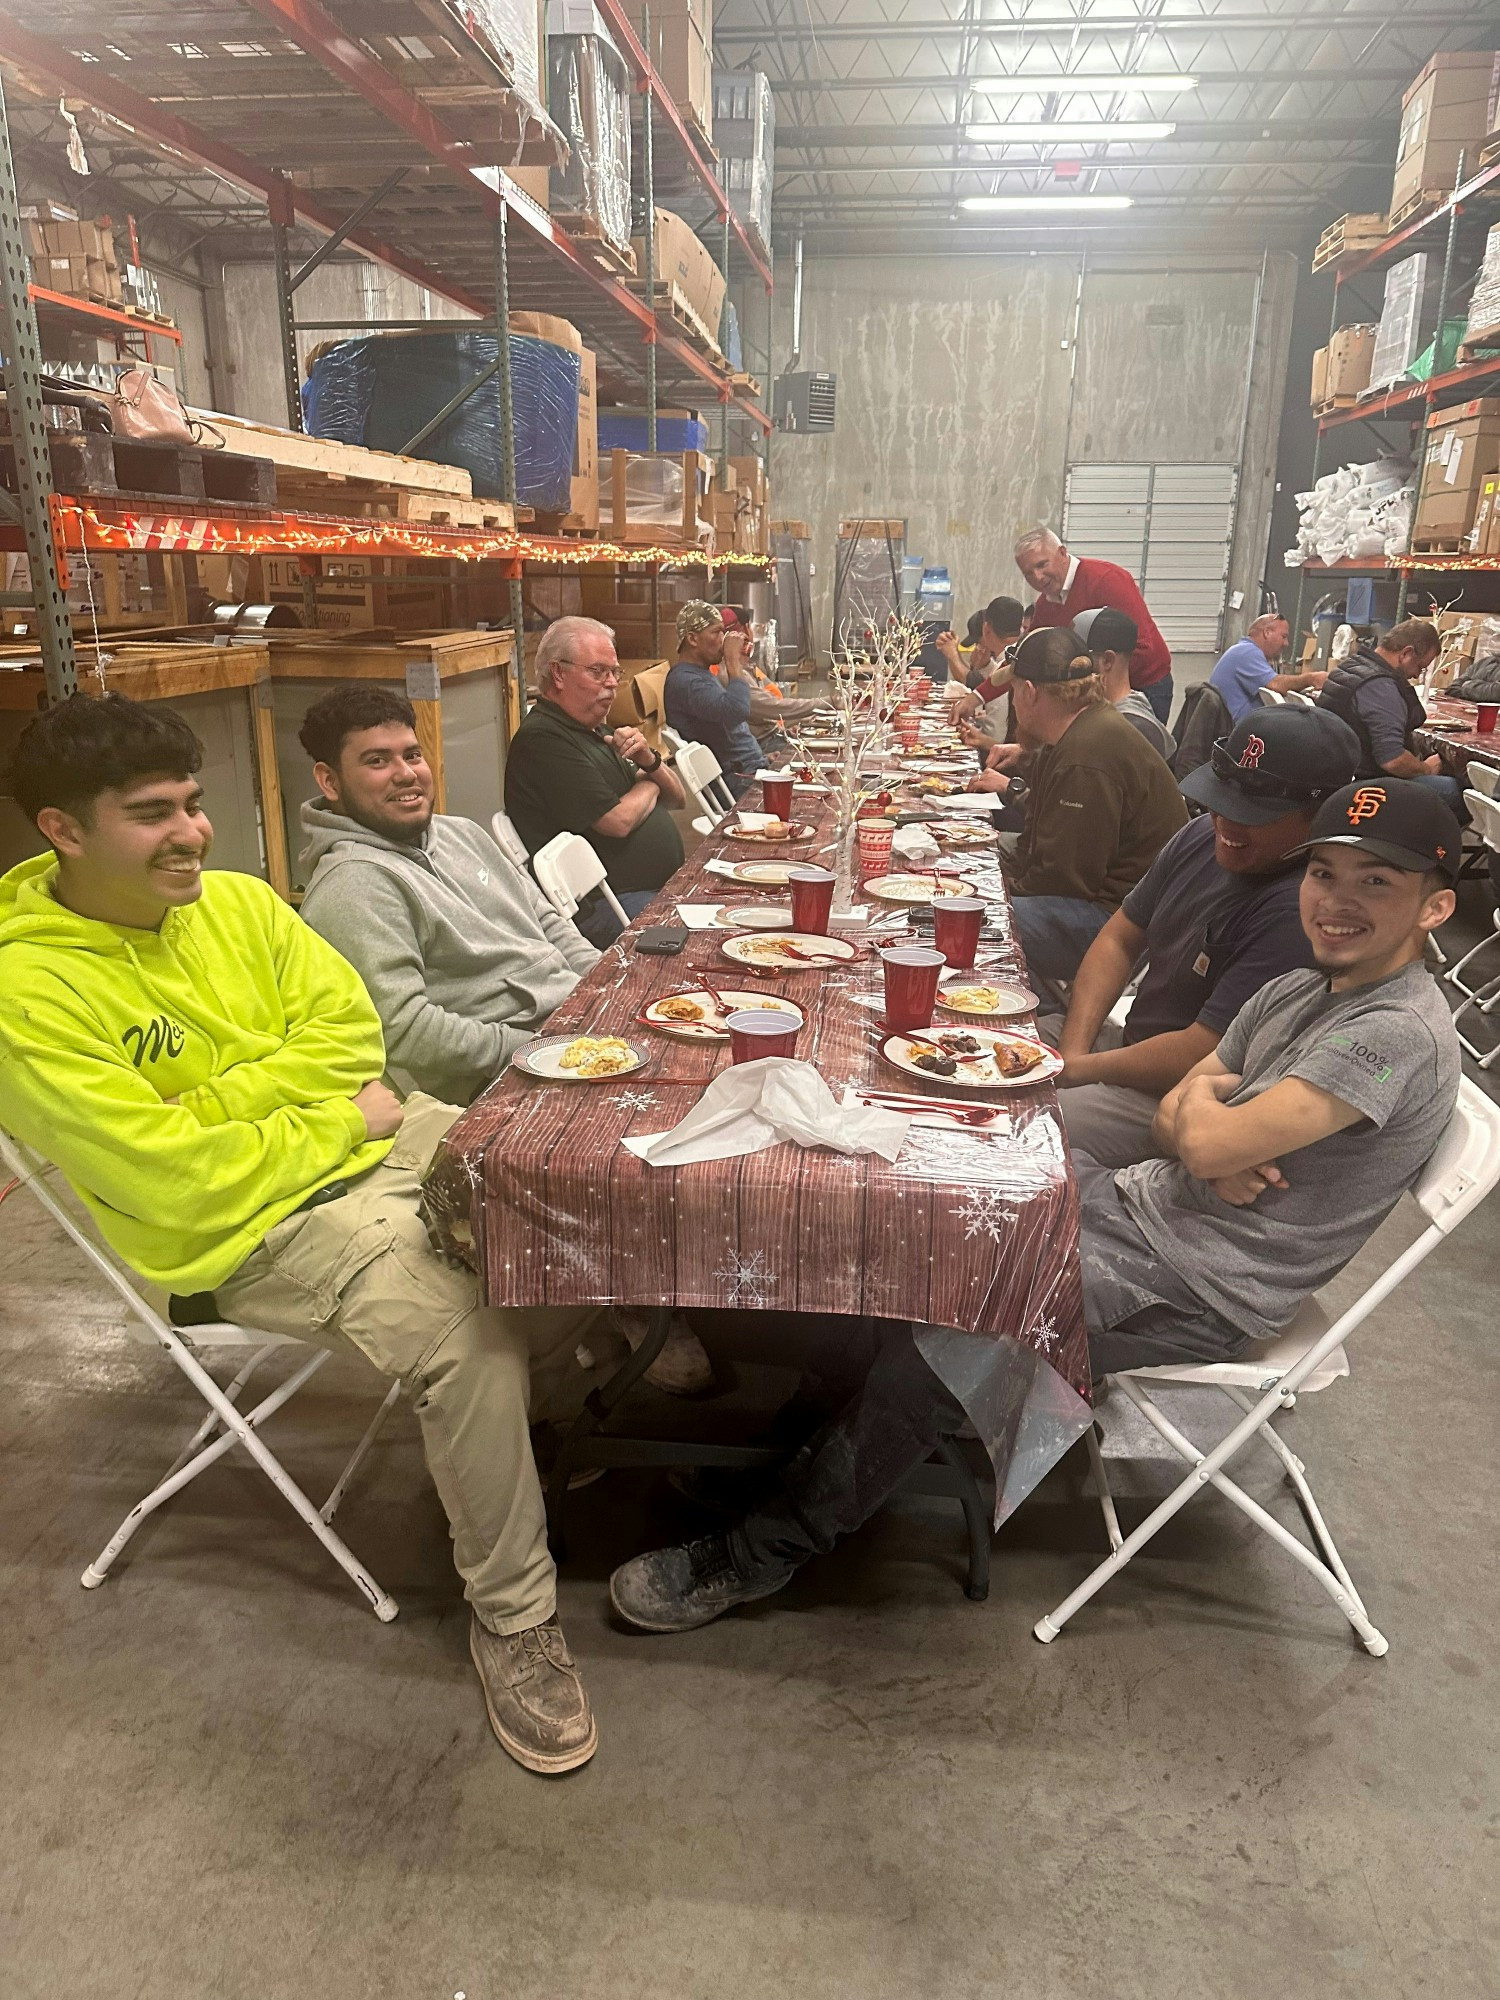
{"left": 1055, "top": 705, "right": 1362, "bottom": 1166}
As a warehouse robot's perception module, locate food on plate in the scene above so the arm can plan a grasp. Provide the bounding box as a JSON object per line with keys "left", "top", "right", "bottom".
{"left": 913, "top": 1052, "right": 959, "bottom": 1076}
{"left": 558, "top": 1035, "right": 637, "bottom": 1078}
{"left": 917, "top": 778, "right": 957, "bottom": 795}
{"left": 993, "top": 1039, "right": 1047, "bottom": 1079}
{"left": 656, "top": 996, "right": 706, "bottom": 1023}
{"left": 936, "top": 1031, "right": 982, "bottom": 1054}
{"left": 942, "top": 986, "right": 1003, "bottom": 1013}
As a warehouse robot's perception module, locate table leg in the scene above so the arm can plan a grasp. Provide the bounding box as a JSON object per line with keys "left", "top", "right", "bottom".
{"left": 545, "top": 1305, "right": 672, "bottom": 1560}
{"left": 937, "top": 1435, "right": 992, "bottom": 1602}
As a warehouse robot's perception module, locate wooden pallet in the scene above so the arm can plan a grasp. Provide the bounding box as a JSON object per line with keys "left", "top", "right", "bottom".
{"left": 1458, "top": 330, "right": 1500, "bottom": 367}
{"left": 628, "top": 278, "right": 726, "bottom": 364}
{"left": 0, "top": 430, "right": 276, "bottom": 508}
{"left": 1388, "top": 187, "right": 1446, "bottom": 232}
{"left": 1313, "top": 393, "right": 1362, "bottom": 417}
{"left": 1480, "top": 129, "right": 1500, "bottom": 170}
{"left": 730, "top": 369, "right": 763, "bottom": 399}
{"left": 1311, "top": 211, "right": 1388, "bottom": 274}
{"left": 1408, "top": 536, "right": 1468, "bottom": 556}
{"left": 552, "top": 212, "right": 636, "bottom": 278}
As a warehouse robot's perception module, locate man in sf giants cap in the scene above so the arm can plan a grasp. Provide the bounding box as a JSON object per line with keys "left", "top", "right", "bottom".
{"left": 604, "top": 778, "right": 1463, "bottom": 1632}
{"left": 1056, "top": 706, "right": 1361, "bottom": 1166}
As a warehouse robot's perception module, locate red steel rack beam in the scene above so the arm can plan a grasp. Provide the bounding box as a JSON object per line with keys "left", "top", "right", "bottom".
{"left": 1335, "top": 157, "right": 1500, "bottom": 284}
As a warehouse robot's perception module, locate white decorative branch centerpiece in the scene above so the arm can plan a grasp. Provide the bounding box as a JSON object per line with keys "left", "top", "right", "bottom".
{"left": 788, "top": 612, "right": 929, "bottom": 916}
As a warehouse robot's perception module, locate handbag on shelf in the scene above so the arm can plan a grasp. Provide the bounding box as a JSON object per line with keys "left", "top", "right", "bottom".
{"left": 109, "top": 368, "right": 224, "bottom": 450}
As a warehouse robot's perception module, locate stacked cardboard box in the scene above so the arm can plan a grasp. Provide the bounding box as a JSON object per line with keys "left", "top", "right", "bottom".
{"left": 1390, "top": 52, "right": 1495, "bottom": 220}
{"left": 1470, "top": 474, "right": 1500, "bottom": 555}
{"left": 258, "top": 555, "right": 448, "bottom": 632}
{"left": 621, "top": 0, "right": 711, "bottom": 142}
{"left": 21, "top": 202, "right": 121, "bottom": 306}
{"left": 631, "top": 208, "right": 727, "bottom": 348}
{"left": 1411, "top": 397, "right": 1500, "bottom": 548}
{"left": 1310, "top": 325, "right": 1377, "bottom": 408}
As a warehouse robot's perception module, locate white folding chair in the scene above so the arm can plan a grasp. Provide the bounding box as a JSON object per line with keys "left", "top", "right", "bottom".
{"left": 1036, "top": 1078, "right": 1500, "bottom": 1656}
{"left": 532, "top": 830, "right": 628, "bottom": 928}
{"left": 1257, "top": 685, "right": 1286, "bottom": 706}
{"left": 1467, "top": 762, "right": 1500, "bottom": 799}
{"left": 0, "top": 1128, "right": 401, "bottom": 1620}
{"left": 1444, "top": 790, "right": 1500, "bottom": 1067}
{"left": 1282, "top": 688, "right": 1317, "bottom": 709}
{"left": 673, "top": 739, "right": 736, "bottom": 833}
{"left": 489, "top": 809, "right": 532, "bottom": 871}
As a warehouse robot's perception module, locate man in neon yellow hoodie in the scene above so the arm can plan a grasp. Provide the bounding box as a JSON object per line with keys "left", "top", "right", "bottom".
{"left": 0, "top": 692, "right": 602, "bottom": 1776}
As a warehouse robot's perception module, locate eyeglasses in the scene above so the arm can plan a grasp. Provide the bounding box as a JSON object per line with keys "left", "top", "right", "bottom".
{"left": 1209, "top": 738, "right": 1334, "bottom": 803}
{"left": 559, "top": 659, "right": 620, "bottom": 684}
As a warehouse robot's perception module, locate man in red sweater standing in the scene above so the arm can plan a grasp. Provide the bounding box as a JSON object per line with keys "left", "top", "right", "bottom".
{"left": 1015, "top": 525, "right": 1174, "bottom": 726}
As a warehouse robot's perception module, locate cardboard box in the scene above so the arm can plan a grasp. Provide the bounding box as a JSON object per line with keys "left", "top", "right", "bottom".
{"left": 1310, "top": 345, "right": 1329, "bottom": 409}
{"left": 730, "top": 453, "right": 769, "bottom": 505}
{"left": 1472, "top": 474, "right": 1500, "bottom": 554}
{"left": 1391, "top": 51, "right": 1494, "bottom": 216}
{"left": 1413, "top": 399, "right": 1500, "bottom": 543}
{"left": 562, "top": 345, "right": 599, "bottom": 532}
{"left": 509, "top": 311, "right": 583, "bottom": 352}
{"left": 258, "top": 556, "right": 448, "bottom": 632}
{"left": 632, "top": 207, "right": 726, "bottom": 342}
{"left": 504, "top": 165, "right": 550, "bottom": 212}
{"left": 620, "top": 0, "right": 712, "bottom": 133}
{"left": 1326, "top": 324, "right": 1376, "bottom": 399}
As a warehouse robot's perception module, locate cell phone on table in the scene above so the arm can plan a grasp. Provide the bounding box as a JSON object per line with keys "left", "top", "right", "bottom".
{"left": 635, "top": 924, "right": 689, "bottom": 955}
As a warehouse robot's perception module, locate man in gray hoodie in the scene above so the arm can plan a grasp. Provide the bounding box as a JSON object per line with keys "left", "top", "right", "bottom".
{"left": 298, "top": 684, "right": 598, "bottom": 1106}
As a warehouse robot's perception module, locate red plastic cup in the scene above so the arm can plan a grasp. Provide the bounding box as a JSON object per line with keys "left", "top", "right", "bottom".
{"left": 761, "top": 772, "right": 795, "bottom": 817}
{"left": 788, "top": 866, "right": 836, "bottom": 933}
{"left": 881, "top": 947, "right": 945, "bottom": 1032}
{"left": 932, "top": 896, "right": 986, "bottom": 970}
{"left": 725, "top": 1009, "right": 801, "bottom": 1062}
{"left": 897, "top": 717, "right": 921, "bottom": 745}
{"left": 1477, "top": 703, "right": 1499, "bottom": 735}
{"left": 857, "top": 818, "right": 896, "bottom": 877}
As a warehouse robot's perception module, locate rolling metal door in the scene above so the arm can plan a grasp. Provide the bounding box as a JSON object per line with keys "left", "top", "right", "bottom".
{"left": 1063, "top": 462, "right": 1238, "bottom": 652}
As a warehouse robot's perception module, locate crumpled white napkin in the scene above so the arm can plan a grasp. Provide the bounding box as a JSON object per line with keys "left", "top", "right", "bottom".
{"left": 892, "top": 823, "right": 941, "bottom": 862}
{"left": 622, "top": 1057, "right": 910, "bottom": 1168}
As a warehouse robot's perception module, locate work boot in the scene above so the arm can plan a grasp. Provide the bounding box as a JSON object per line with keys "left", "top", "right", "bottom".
{"left": 609, "top": 1533, "right": 796, "bottom": 1633}
{"left": 469, "top": 1613, "right": 598, "bottom": 1774}
{"left": 613, "top": 1306, "right": 717, "bottom": 1396}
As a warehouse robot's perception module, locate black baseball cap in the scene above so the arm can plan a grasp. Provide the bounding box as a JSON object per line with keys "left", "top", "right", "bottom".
{"left": 1180, "top": 708, "right": 1360, "bottom": 826}
{"left": 1081, "top": 606, "right": 1138, "bottom": 656}
{"left": 1296, "top": 779, "right": 1463, "bottom": 883}
{"left": 1010, "top": 627, "right": 1095, "bottom": 684}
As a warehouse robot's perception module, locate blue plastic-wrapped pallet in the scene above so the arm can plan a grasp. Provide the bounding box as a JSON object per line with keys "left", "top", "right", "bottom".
{"left": 597, "top": 413, "right": 710, "bottom": 454}
{"left": 303, "top": 330, "right": 580, "bottom": 512}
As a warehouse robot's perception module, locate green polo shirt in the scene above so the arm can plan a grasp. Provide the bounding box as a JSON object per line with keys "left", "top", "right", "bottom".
{"left": 504, "top": 696, "right": 684, "bottom": 894}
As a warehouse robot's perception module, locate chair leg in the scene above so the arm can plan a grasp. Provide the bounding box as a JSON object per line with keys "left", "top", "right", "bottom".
{"left": 1085, "top": 1422, "right": 1124, "bottom": 1553}
{"left": 158, "top": 1341, "right": 281, "bottom": 1483}
{"left": 84, "top": 1351, "right": 399, "bottom": 1622}
{"left": 1219, "top": 1386, "right": 1365, "bottom": 1603}
{"left": 545, "top": 1306, "right": 672, "bottom": 1561}
{"left": 936, "top": 1436, "right": 991, "bottom": 1602}
{"left": 321, "top": 1378, "right": 403, "bottom": 1524}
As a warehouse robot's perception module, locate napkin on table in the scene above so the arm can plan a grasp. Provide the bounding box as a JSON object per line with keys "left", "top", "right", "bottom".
{"left": 892, "top": 823, "right": 941, "bottom": 863}
{"left": 622, "top": 1058, "right": 910, "bottom": 1168}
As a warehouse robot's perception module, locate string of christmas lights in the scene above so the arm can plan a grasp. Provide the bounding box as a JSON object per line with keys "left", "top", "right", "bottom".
{"left": 51, "top": 499, "right": 774, "bottom": 572}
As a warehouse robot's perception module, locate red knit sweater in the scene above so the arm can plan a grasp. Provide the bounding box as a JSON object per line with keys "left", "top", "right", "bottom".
{"left": 1025, "top": 557, "right": 1172, "bottom": 691}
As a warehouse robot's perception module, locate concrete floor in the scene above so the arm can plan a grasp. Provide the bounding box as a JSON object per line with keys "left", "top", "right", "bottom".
{"left": 4, "top": 910, "right": 1499, "bottom": 2000}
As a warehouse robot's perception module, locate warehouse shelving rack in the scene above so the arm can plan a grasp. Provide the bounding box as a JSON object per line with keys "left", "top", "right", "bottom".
{"left": 1294, "top": 151, "right": 1500, "bottom": 635}
{"left": 0, "top": 0, "right": 773, "bottom": 704}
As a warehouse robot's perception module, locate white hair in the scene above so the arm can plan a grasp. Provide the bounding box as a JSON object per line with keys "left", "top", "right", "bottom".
{"left": 535, "top": 615, "right": 616, "bottom": 690}
{"left": 1013, "top": 525, "right": 1063, "bottom": 559}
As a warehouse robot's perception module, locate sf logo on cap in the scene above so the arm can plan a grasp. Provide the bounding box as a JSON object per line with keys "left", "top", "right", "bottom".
{"left": 1347, "top": 785, "right": 1387, "bottom": 826}
{"left": 1238, "top": 733, "right": 1265, "bottom": 769}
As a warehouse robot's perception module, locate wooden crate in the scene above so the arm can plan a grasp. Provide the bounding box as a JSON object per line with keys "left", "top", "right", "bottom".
{"left": 1311, "top": 212, "right": 1388, "bottom": 273}
{"left": 1388, "top": 187, "right": 1447, "bottom": 232}
{"left": 0, "top": 640, "right": 289, "bottom": 897}
{"left": 261, "top": 628, "right": 520, "bottom": 890}
{"left": 605, "top": 449, "right": 714, "bottom": 548}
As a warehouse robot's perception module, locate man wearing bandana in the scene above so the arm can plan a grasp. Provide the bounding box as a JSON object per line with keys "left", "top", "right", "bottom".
{"left": 664, "top": 601, "right": 765, "bottom": 797}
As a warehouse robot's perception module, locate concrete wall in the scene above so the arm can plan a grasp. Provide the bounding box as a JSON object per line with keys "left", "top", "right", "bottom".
{"left": 216, "top": 262, "right": 474, "bottom": 425}
{"left": 768, "top": 251, "right": 1297, "bottom": 681}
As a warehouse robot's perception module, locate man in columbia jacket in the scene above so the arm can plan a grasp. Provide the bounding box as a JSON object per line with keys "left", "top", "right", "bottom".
{"left": 0, "top": 693, "right": 602, "bottom": 1776}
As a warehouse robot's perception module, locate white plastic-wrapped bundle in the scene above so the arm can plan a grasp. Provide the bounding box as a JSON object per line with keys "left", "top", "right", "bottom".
{"left": 1284, "top": 456, "right": 1414, "bottom": 567}
{"left": 547, "top": 1, "right": 632, "bottom": 259}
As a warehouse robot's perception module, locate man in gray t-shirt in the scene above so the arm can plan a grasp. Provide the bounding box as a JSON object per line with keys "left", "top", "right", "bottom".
{"left": 1079, "top": 778, "right": 1462, "bottom": 1371}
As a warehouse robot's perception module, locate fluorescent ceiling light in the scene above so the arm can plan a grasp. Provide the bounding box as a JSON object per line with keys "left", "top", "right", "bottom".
{"left": 969, "top": 74, "right": 1197, "bottom": 95}
{"left": 966, "top": 120, "right": 1176, "bottom": 142}
{"left": 959, "top": 194, "right": 1134, "bottom": 212}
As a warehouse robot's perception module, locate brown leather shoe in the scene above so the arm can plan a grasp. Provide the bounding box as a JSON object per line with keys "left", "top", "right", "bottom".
{"left": 470, "top": 1613, "right": 598, "bottom": 1774}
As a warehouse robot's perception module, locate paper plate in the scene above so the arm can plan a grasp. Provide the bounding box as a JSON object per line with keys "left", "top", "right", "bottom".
{"left": 720, "top": 900, "right": 794, "bottom": 930}
{"left": 512, "top": 1034, "right": 647, "bottom": 1082}
{"left": 727, "top": 858, "right": 803, "bottom": 886}
{"left": 879, "top": 1026, "right": 1061, "bottom": 1090}
{"left": 640, "top": 990, "right": 804, "bottom": 1042}
{"left": 864, "top": 873, "right": 980, "bottom": 906}
{"left": 936, "top": 978, "right": 1040, "bottom": 1020}
{"left": 725, "top": 820, "right": 818, "bottom": 845}
{"left": 721, "top": 930, "right": 860, "bottom": 971}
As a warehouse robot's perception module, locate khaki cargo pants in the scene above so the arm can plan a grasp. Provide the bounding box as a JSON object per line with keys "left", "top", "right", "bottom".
{"left": 216, "top": 1094, "right": 604, "bottom": 1635}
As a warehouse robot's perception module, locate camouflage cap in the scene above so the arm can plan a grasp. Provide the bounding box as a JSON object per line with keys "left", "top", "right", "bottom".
{"left": 676, "top": 599, "right": 725, "bottom": 646}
